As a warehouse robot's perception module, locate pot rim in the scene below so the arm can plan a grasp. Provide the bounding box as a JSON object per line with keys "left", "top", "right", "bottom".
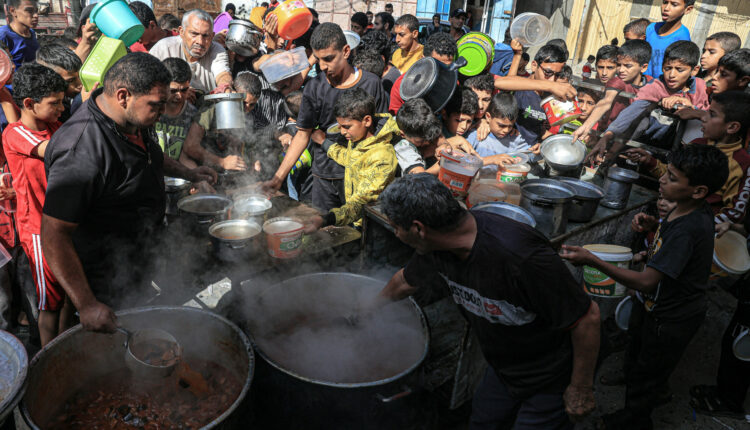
{"left": 204, "top": 93, "right": 246, "bottom": 102}
{"left": 0, "top": 330, "right": 27, "bottom": 422}
{"left": 20, "top": 305, "right": 255, "bottom": 430}
{"left": 209, "top": 219, "right": 262, "bottom": 242}
{"left": 607, "top": 166, "right": 640, "bottom": 183}
{"left": 556, "top": 178, "right": 604, "bottom": 201}
{"left": 246, "top": 272, "right": 431, "bottom": 388}
{"left": 177, "top": 193, "right": 233, "bottom": 216}
{"left": 540, "top": 135, "right": 586, "bottom": 170}
{"left": 521, "top": 179, "right": 576, "bottom": 203}
{"left": 472, "top": 201, "right": 537, "bottom": 227}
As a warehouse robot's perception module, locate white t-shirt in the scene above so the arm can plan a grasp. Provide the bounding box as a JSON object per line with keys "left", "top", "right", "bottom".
{"left": 149, "top": 36, "right": 230, "bottom": 93}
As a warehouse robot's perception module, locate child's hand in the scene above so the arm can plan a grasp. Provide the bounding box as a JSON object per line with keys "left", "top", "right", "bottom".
{"left": 550, "top": 83, "right": 577, "bottom": 102}
{"left": 311, "top": 129, "right": 326, "bottom": 145}
{"left": 476, "top": 118, "right": 490, "bottom": 141}
{"left": 715, "top": 222, "right": 731, "bottom": 238}
{"left": 660, "top": 96, "right": 692, "bottom": 111}
{"left": 80, "top": 19, "right": 99, "bottom": 46}
{"left": 484, "top": 154, "right": 516, "bottom": 167}
{"left": 302, "top": 215, "right": 325, "bottom": 234}
{"left": 632, "top": 250, "right": 648, "bottom": 265}
{"left": 571, "top": 123, "right": 592, "bottom": 143}
{"left": 510, "top": 38, "right": 523, "bottom": 54}
{"left": 0, "top": 186, "right": 15, "bottom": 200}
{"left": 221, "top": 155, "right": 248, "bottom": 171}
{"left": 278, "top": 133, "right": 293, "bottom": 150}
{"left": 623, "top": 148, "right": 653, "bottom": 166}
{"left": 559, "top": 245, "right": 593, "bottom": 265}
{"left": 631, "top": 212, "right": 657, "bottom": 233}
{"left": 529, "top": 143, "right": 541, "bottom": 155}
{"left": 213, "top": 29, "right": 228, "bottom": 48}
{"left": 81, "top": 82, "right": 99, "bottom": 103}
{"left": 675, "top": 107, "right": 705, "bottom": 121}
{"left": 444, "top": 136, "right": 479, "bottom": 156}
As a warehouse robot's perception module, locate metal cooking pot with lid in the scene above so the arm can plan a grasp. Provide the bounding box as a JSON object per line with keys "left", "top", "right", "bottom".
{"left": 472, "top": 201, "right": 536, "bottom": 227}
{"left": 204, "top": 93, "right": 246, "bottom": 130}
{"left": 401, "top": 56, "right": 468, "bottom": 112}
{"left": 556, "top": 178, "right": 604, "bottom": 223}
{"left": 226, "top": 19, "right": 262, "bottom": 57}
{"left": 209, "top": 219, "right": 262, "bottom": 262}
{"left": 177, "top": 193, "right": 232, "bottom": 233}
{"left": 601, "top": 167, "right": 640, "bottom": 209}
{"left": 520, "top": 179, "right": 576, "bottom": 237}
{"left": 540, "top": 134, "right": 586, "bottom": 173}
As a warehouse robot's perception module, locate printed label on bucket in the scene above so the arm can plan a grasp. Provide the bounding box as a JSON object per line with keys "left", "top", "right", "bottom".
{"left": 583, "top": 260, "right": 628, "bottom": 297}
{"left": 438, "top": 169, "right": 472, "bottom": 195}
{"left": 279, "top": 237, "right": 302, "bottom": 251}
{"left": 499, "top": 171, "right": 526, "bottom": 183}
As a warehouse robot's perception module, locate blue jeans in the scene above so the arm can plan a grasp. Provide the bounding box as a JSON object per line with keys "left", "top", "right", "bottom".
{"left": 469, "top": 367, "right": 574, "bottom": 430}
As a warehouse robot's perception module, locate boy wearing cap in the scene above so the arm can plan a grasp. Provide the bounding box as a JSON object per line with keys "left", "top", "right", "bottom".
{"left": 449, "top": 8, "right": 467, "bottom": 41}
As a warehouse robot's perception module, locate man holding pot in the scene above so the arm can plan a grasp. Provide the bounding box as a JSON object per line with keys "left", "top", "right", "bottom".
{"left": 377, "top": 174, "right": 600, "bottom": 429}
{"left": 41, "top": 53, "right": 216, "bottom": 332}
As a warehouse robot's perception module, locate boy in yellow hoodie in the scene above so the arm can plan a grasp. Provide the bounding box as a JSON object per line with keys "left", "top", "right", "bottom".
{"left": 307, "top": 88, "right": 398, "bottom": 229}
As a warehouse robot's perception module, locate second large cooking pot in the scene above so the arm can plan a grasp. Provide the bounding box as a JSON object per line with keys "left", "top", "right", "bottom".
{"left": 520, "top": 179, "right": 576, "bottom": 237}
{"left": 177, "top": 193, "right": 233, "bottom": 234}
{"left": 243, "top": 272, "right": 432, "bottom": 429}
{"left": 556, "top": 178, "right": 604, "bottom": 223}
{"left": 226, "top": 19, "right": 262, "bottom": 56}
{"left": 401, "top": 56, "right": 468, "bottom": 112}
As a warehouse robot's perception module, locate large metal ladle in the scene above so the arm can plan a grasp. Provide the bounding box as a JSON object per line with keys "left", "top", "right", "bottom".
{"left": 116, "top": 327, "right": 182, "bottom": 378}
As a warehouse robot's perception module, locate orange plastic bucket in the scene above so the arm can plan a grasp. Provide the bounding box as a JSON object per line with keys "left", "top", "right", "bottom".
{"left": 263, "top": 217, "right": 304, "bottom": 258}
{"left": 273, "top": 0, "right": 312, "bottom": 41}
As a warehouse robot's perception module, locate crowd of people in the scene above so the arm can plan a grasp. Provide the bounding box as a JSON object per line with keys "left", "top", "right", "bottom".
{"left": 0, "top": 0, "right": 748, "bottom": 428}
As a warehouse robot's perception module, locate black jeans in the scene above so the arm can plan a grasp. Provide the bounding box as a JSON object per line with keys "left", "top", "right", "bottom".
{"left": 311, "top": 176, "right": 346, "bottom": 213}
{"left": 469, "top": 367, "right": 573, "bottom": 430}
{"left": 606, "top": 303, "right": 705, "bottom": 429}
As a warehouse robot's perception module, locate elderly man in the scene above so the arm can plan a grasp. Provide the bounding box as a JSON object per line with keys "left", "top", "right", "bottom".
{"left": 150, "top": 9, "right": 232, "bottom": 93}
{"left": 41, "top": 53, "right": 215, "bottom": 332}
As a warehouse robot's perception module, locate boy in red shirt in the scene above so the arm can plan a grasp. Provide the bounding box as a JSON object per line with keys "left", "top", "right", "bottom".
{"left": 2, "top": 63, "right": 68, "bottom": 346}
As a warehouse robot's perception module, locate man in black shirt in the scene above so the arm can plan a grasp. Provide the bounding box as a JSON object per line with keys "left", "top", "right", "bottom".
{"left": 41, "top": 53, "right": 216, "bottom": 333}
{"left": 377, "top": 174, "right": 600, "bottom": 429}
{"left": 262, "top": 23, "right": 388, "bottom": 212}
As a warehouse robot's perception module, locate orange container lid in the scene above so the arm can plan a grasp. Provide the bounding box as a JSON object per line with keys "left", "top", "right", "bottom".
{"left": 275, "top": 0, "right": 312, "bottom": 40}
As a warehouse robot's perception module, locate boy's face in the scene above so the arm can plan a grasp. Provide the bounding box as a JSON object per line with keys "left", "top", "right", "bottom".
{"left": 394, "top": 25, "right": 418, "bottom": 51}
{"left": 314, "top": 45, "right": 351, "bottom": 82}
{"left": 617, "top": 55, "right": 647, "bottom": 83}
{"left": 577, "top": 93, "right": 597, "bottom": 121}
{"left": 10, "top": 0, "right": 38, "bottom": 29}
{"left": 700, "top": 39, "right": 725, "bottom": 73}
{"left": 444, "top": 112, "right": 473, "bottom": 136}
{"left": 243, "top": 93, "right": 258, "bottom": 113}
{"left": 656, "top": 197, "right": 676, "bottom": 219}
{"left": 531, "top": 60, "right": 564, "bottom": 82}
{"left": 659, "top": 163, "right": 705, "bottom": 202}
{"left": 470, "top": 88, "right": 492, "bottom": 118}
{"left": 403, "top": 134, "right": 434, "bottom": 148}
{"left": 623, "top": 31, "right": 645, "bottom": 41}
{"left": 701, "top": 101, "right": 739, "bottom": 141}
{"left": 337, "top": 115, "right": 372, "bottom": 142}
{"left": 167, "top": 81, "right": 191, "bottom": 105}
{"left": 27, "top": 91, "right": 65, "bottom": 123}
{"left": 351, "top": 21, "right": 365, "bottom": 36}
{"left": 486, "top": 114, "right": 514, "bottom": 140}
{"left": 662, "top": 59, "right": 698, "bottom": 90}
{"left": 712, "top": 66, "right": 749, "bottom": 94}
{"left": 53, "top": 67, "right": 82, "bottom": 98}
{"left": 661, "top": 0, "right": 692, "bottom": 23}
{"left": 595, "top": 59, "right": 617, "bottom": 84}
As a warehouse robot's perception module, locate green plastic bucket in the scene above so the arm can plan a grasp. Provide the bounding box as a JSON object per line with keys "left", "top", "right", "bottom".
{"left": 80, "top": 36, "right": 127, "bottom": 91}
{"left": 457, "top": 32, "right": 494, "bottom": 77}
{"left": 90, "top": 0, "right": 145, "bottom": 47}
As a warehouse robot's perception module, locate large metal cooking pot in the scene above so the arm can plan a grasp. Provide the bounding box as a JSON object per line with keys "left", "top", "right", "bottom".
{"left": 177, "top": 193, "right": 232, "bottom": 234}
{"left": 520, "top": 179, "right": 576, "bottom": 237}
{"left": 164, "top": 176, "right": 191, "bottom": 216}
{"left": 232, "top": 194, "right": 272, "bottom": 225}
{"left": 0, "top": 330, "right": 27, "bottom": 426}
{"left": 540, "top": 134, "right": 586, "bottom": 175}
{"left": 601, "top": 167, "right": 640, "bottom": 209}
{"left": 21, "top": 306, "right": 254, "bottom": 429}
{"left": 401, "top": 56, "right": 468, "bottom": 112}
{"left": 226, "top": 19, "right": 262, "bottom": 57}
{"left": 473, "top": 201, "right": 536, "bottom": 227}
{"left": 209, "top": 219, "right": 262, "bottom": 262}
{"left": 204, "top": 93, "right": 246, "bottom": 130}
{"left": 556, "top": 178, "right": 604, "bottom": 223}
{"left": 243, "top": 272, "right": 432, "bottom": 429}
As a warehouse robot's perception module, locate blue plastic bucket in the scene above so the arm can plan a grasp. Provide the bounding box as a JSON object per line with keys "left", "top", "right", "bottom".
{"left": 91, "top": 0, "right": 144, "bottom": 47}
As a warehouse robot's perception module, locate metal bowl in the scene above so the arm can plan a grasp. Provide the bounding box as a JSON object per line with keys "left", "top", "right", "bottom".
{"left": 209, "top": 219, "right": 262, "bottom": 262}
{"left": 472, "top": 202, "right": 536, "bottom": 227}
{"left": 0, "top": 330, "right": 27, "bottom": 425}
{"left": 540, "top": 134, "right": 586, "bottom": 172}
{"left": 233, "top": 194, "right": 272, "bottom": 222}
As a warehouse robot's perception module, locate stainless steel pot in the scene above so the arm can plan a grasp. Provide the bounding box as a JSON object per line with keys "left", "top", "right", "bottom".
{"left": 243, "top": 272, "right": 431, "bottom": 429}
{"left": 472, "top": 201, "right": 536, "bottom": 227}
{"left": 0, "top": 330, "right": 27, "bottom": 426}
{"left": 177, "top": 193, "right": 233, "bottom": 234}
{"left": 556, "top": 178, "right": 604, "bottom": 223}
{"left": 520, "top": 179, "right": 576, "bottom": 237}
{"left": 164, "top": 176, "right": 191, "bottom": 216}
{"left": 401, "top": 56, "right": 468, "bottom": 112}
{"left": 226, "top": 19, "right": 262, "bottom": 56}
{"left": 204, "top": 93, "right": 246, "bottom": 130}
{"left": 21, "top": 306, "right": 254, "bottom": 429}
{"left": 601, "top": 167, "right": 640, "bottom": 209}
{"left": 209, "top": 219, "right": 262, "bottom": 262}
{"left": 540, "top": 134, "right": 586, "bottom": 174}
{"left": 232, "top": 194, "right": 272, "bottom": 225}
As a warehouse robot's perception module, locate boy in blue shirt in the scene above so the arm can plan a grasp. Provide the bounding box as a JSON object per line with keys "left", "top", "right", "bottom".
{"left": 467, "top": 92, "right": 535, "bottom": 166}
{"left": 645, "top": 0, "right": 694, "bottom": 79}
{"left": 0, "top": 0, "right": 40, "bottom": 70}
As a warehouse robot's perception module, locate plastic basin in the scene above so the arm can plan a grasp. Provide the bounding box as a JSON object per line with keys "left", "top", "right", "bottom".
{"left": 510, "top": 12, "right": 551, "bottom": 47}
{"left": 214, "top": 11, "right": 233, "bottom": 33}
{"left": 80, "top": 35, "right": 127, "bottom": 91}
{"left": 457, "top": 32, "right": 494, "bottom": 76}
{"left": 90, "top": 0, "right": 144, "bottom": 47}
{"left": 258, "top": 46, "right": 309, "bottom": 83}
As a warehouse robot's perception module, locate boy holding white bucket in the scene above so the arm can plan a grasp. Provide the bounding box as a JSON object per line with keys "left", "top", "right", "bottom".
{"left": 561, "top": 144, "right": 729, "bottom": 430}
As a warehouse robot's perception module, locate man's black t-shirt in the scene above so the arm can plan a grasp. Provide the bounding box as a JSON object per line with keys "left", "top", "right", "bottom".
{"left": 514, "top": 90, "right": 548, "bottom": 145}
{"left": 297, "top": 69, "right": 389, "bottom": 179}
{"left": 403, "top": 210, "right": 592, "bottom": 398}
{"left": 641, "top": 204, "right": 714, "bottom": 320}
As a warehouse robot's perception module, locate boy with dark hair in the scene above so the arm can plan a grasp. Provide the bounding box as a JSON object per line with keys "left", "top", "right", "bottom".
{"left": 395, "top": 98, "right": 443, "bottom": 175}
{"left": 0, "top": 0, "right": 39, "bottom": 69}
{"left": 158, "top": 13, "right": 181, "bottom": 35}
{"left": 562, "top": 143, "right": 729, "bottom": 430}
{"left": 350, "top": 12, "right": 368, "bottom": 37}
{"left": 306, "top": 88, "right": 397, "bottom": 229}
{"left": 468, "top": 92, "right": 535, "bottom": 165}
{"left": 557, "top": 65, "right": 573, "bottom": 84}
{"left": 360, "top": 30, "right": 401, "bottom": 92}
{"left": 35, "top": 43, "right": 82, "bottom": 123}
{"left": 392, "top": 14, "right": 423, "bottom": 73}
{"left": 700, "top": 31, "right": 741, "bottom": 90}
{"left": 464, "top": 74, "right": 494, "bottom": 122}
{"left": 128, "top": 1, "right": 170, "bottom": 52}
{"left": 263, "top": 23, "right": 389, "bottom": 212}
{"left": 595, "top": 44, "right": 619, "bottom": 84}
{"left": 353, "top": 48, "right": 386, "bottom": 81}
{"left": 582, "top": 54, "right": 595, "bottom": 79}
{"left": 573, "top": 39, "right": 653, "bottom": 142}
{"left": 441, "top": 88, "right": 478, "bottom": 138}
{"left": 713, "top": 48, "right": 750, "bottom": 94}
{"left": 623, "top": 18, "right": 650, "bottom": 41}
{"left": 278, "top": 90, "right": 312, "bottom": 201}
{"left": 3, "top": 63, "right": 68, "bottom": 346}
{"left": 155, "top": 58, "right": 198, "bottom": 165}
{"left": 546, "top": 38, "right": 569, "bottom": 62}
{"left": 645, "top": 0, "right": 694, "bottom": 79}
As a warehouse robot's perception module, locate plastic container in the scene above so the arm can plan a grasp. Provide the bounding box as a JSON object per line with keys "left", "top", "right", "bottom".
{"left": 214, "top": 11, "right": 233, "bottom": 33}
{"left": 582, "top": 244, "right": 633, "bottom": 297}
{"left": 457, "top": 32, "right": 494, "bottom": 77}
{"left": 343, "top": 30, "right": 360, "bottom": 50}
{"left": 467, "top": 182, "right": 506, "bottom": 208}
{"left": 438, "top": 151, "right": 483, "bottom": 196}
{"left": 273, "top": 0, "right": 313, "bottom": 41}
{"left": 80, "top": 35, "right": 127, "bottom": 91}
{"left": 90, "top": 0, "right": 144, "bottom": 47}
{"left": 498, "top": 163, "right": 530, "bottom": 183}
{"left": 0, "top": 50, "right": 12, "bottom": 87}
{"left": 258, "top": 46, "right": 309, "bottom": 84}
{"left": 541, "top": 96, "right": 582, "bottom": 126}
{"left": 615, "top": 296, "right": 632, "bottom": 330}
{"left": 711, "top": 230, "right": 750, "bottom": 279}
{"left": 509, "top": 12, "right": 551, "bottom": 47}
{"left": 263, "top": 217, "right": 304, "bottom": 259}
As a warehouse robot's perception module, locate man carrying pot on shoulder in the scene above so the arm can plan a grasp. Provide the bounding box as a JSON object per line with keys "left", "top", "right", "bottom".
{"left": 41, "top": 53, "right": 216, "bottom": 332}
{"left": 376, "top": 173, "right": 600, "bottom": 429}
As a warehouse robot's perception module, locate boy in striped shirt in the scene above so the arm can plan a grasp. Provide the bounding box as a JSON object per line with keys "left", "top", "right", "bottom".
{"left": 2, "top": 63, "right": 68, "bottom": 346}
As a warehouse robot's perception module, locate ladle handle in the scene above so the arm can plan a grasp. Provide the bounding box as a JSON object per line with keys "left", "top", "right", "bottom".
{"left": 450, "top": 57, "right": 468, "bottom": 71}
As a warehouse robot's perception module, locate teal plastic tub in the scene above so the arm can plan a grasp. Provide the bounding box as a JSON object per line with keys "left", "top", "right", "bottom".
{"left": 90, "top": 0, "right": 144, "bottom": 47}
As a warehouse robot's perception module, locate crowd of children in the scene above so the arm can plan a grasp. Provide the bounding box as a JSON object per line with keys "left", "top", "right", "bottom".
{"left": 0, "top": 0, "right": 748, "bottom": 428}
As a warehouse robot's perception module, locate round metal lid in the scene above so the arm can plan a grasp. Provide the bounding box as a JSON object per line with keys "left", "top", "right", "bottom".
{"left": 556, "top": 177, "right": 604, "bottom": 200}
{"left": 400, "top": 57, "right": 439, "bottom": 100}
{"left": 521, "top": 179, "right": 576, "bottom": 203}
{"left": 228, "top": 19, "right": 260, "bottom": 30}
{"left": 607, "top": 166, "right": 640, "bottom": 183}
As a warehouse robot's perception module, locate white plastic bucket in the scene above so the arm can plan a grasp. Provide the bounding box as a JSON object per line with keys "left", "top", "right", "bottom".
{"left": 711, "top": 231, "right": 750, "bottom": 279}
{"left": 582, "top": 244, "right": 633, "bottom": 297}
